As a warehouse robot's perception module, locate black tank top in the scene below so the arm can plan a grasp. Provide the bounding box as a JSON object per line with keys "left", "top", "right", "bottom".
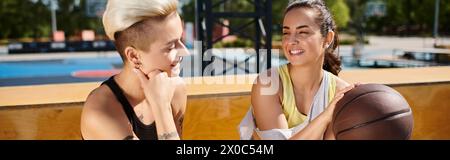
{"left": 102, "top": 76, "right": 158, "bottom": 140}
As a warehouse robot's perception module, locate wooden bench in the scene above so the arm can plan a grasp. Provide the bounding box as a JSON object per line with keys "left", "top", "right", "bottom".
{"left": 0, "top": 67, "right": 450, "bottom": 140}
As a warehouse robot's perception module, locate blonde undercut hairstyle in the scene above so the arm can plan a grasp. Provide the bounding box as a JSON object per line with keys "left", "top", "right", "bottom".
{"left": 103, "top": 0, "right": 178, "bottom": 61}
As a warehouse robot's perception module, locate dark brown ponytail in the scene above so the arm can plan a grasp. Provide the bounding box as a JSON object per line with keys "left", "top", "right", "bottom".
{"left": 285, "top": 0, "right": 342, "bottom": 75}
{"left": 324, "top": 30, "right": 341, "bottom": 76}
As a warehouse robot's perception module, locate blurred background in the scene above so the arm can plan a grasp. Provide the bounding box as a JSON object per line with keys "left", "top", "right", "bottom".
{"left": 0, "top": 0, "right": 449, "bottom": 86}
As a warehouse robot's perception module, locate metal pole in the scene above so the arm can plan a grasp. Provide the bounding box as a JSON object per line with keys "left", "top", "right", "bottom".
{"left": 266, "top": 0, "right": 272, "bottom": 71}
{"left": 51, "top": 0, "right": 58, "bottom": 33}
{"left": 195, "top": 0, "right": 201, "bottom": 42}
{"left": 433, "top": 0, "right": 440, "bottom": 46}
{"left": 255, "top": 0, "right": 261, "bottom": 73}
{"left": 204, "top": 0, "right": 214, "bottom": 76}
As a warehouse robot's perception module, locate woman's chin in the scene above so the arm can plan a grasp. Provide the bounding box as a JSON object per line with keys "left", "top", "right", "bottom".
{"left": 169, "top": 71, "right": 179, "bottom": 77}
{"left": 287, "top": 58, "right": 305, "bottom": 66}
{"left": 169, "top": 68, "right": 180, "bottom": 77}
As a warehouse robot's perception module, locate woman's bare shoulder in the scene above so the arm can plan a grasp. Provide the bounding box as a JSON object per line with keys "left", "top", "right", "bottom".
{"left": 81, "top": 85, "right": 130, "bottom": 139}
{"left": 252, "top": 68, "right": 281, "bottom": 98}
{"left": 251, "top": 68, "right": 283, "bottom": 114}
{"left": 334, "top": 75, "right": 351, "bottom": 91}
{"left": 84, "top": 85, "right": 117, "bottom": 110}
{"left": 251, "top": 68, "right": 289, "bottom": 130}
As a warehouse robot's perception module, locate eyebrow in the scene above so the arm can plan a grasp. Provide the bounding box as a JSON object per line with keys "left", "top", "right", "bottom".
{"left": 166, "top": 32, "right": 184, "bottom": 46}
{"left": 166, "top": 39, "right": 179, "bottom": 46}
{"left": 283, "top": 25, "right": 309, "bottom": 30}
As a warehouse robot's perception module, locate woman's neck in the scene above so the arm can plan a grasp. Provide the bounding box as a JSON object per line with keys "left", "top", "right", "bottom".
{"left": 114, "top": 66, "right": 146, "bottom": 106}
{"left": 288, "top": 63, "right": 324, "bottom": 94}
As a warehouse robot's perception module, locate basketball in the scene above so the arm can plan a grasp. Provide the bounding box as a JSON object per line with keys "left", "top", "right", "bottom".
{"left": 332, "top": 84, "right": 414, "bottom": 140}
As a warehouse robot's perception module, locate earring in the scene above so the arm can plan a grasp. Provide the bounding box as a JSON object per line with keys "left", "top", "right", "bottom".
{"left": 134, "top": 61, "right": 142, "bottom": 69}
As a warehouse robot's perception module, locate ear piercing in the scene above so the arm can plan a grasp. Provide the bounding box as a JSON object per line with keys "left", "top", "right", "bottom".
{"left": 134, "top": 61, "right": 142, "bottom": 69}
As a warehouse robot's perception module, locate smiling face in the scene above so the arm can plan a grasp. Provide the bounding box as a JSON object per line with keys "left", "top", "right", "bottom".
{"left": 127, "top": 12, "right": 189, "bottom": 77}
{"left": 282, "top": 7, "right": 327, "bottom": 67}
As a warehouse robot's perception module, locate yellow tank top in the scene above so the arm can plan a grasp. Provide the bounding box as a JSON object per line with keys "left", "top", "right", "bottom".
{"left": 278, "top": 64, "right": 337, "bottom": 128}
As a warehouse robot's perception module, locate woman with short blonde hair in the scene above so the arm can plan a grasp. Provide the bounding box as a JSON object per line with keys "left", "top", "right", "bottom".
{"left": 81, "top": 0, "right": 189, "bottom": 140}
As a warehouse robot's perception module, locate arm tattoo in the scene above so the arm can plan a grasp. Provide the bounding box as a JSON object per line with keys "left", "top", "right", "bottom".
{"left": 123, "top": 135, "right": 134, "bottom": 140}
{"left": 178, "top": 116, "right": 184, "bottom": 130}
{"left": 158, "top": 132, "right": 179, "bottom": 140}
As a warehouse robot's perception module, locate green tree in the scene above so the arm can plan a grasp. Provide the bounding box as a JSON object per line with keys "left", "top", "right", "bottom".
{"left": 0, "top": 0, "right": 50, "bottom": 39}
{"left": 326, "top": 0, "right": 350, "bottom": 29}
{"left": 56, "top": 0, "right": 103, "bottom": 39}
{"left": 354, "top": 0, "right": 450, "bottom": 36}
{"left": 0, "top": 0, "right": 104, "bottom": 41}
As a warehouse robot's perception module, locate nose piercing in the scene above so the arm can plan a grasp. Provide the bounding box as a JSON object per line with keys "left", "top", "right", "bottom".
{"left": 178, "top": 56, "right": 183, "bottom": 62}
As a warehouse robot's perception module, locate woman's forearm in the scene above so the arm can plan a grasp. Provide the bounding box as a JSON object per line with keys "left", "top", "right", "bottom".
{"left": 288, "top": 84, "right": 355, "bottom": 140}
{"left": 288, "top": 110, "right": 332, "bottom": 140}
{"left": 147, "top": 100, "right": 180, "bottom": 140}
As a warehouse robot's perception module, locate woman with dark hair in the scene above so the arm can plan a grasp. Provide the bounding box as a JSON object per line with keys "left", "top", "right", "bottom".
{"left": 239, "top": 0, "right": 356, "bottom": 140}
